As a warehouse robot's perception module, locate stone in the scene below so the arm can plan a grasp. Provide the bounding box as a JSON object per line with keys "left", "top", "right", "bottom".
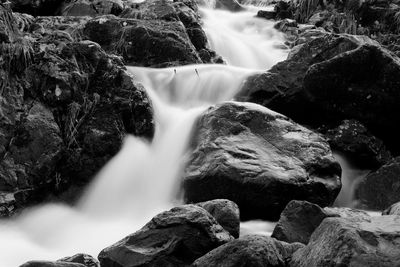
{"left": 98, "top": 205, "right": 233, "bottom": 267}
{"left": 196, "top": 199, "right": 240, "bottom": 238}
{"left": 383, "top": 201, "right": 400, "bottom": 216}
{"left": 192, "top": 235, "right": 304, "bottom": 267}
{"left": 183, "top": 101, "right": 341, "bottom": 220}
{"left": 355, "top": 157, "right": 400, "bottom": 210}
{"left": 291, "top": 216, "right": 400, "bottom": 267}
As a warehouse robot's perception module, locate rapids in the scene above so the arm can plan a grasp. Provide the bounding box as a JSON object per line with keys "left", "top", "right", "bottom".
{"left": 0, "top": 3, "right": 288, "bottom": 266}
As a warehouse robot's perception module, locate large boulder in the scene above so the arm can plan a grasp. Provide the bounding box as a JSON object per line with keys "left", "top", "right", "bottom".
{"left": 355, "top": 157, "right": 400, "bottom": 210}
{"left": 238, "top": 33, "right": 400, "bottom": 153}
{"left": 192, "top": 235, "right": 304, "bottom": 267}
{"left": 196, "top": 199, "right": 240, "bottom": 238}
{"left": 321, "top": 120, "right": 392, "bottom": 169}
{"left": 98, "top": 205, "right": 233, "bottom": 267}
{"left": 183, "top": 101, "right": 341, "bottom": 220}
{"left": 291, "top": 216, "right": 400, "bottom": 267}
{"left": 82, "top": 16, "right": 202, "bottom": 67}
{"left": 272, "top": 200, "right": 370, "bottom": 244}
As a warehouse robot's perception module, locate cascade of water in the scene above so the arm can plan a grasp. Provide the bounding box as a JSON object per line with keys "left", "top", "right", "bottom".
{"left": 0, "top": 4, "right": 288, "bottom": 266}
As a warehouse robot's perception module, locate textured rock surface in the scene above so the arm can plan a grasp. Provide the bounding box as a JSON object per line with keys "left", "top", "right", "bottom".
{"left": 58, "top": 254, "right": 99, "bottom": 267}
{"left": 98, "top": 205, "right": 233, "bottom": 267}
{"left": 0, "top": 6, "right": 154, "bottom": 215}
{"left": 272, "top": 200, "right": 370, "bottom": 244}
{"left": 238, "top": 33, "right": 400, "bottom": 153}
{"left": 355, "top": 157, "right": 400, "bottom": 210}
{"left": 291, "top": 216, "right": 400, "bottom": 267}
{"left": 192, "top": 235, "right": 304, "bottom": 267}
{"left": 183, "top": 101, "right": 341, "bottom": 220}
{"left": 196, "top": 199, "right": 240, "bottom": 238}
{"left": 321, "top": 120, "right": 392, "bottom": 169}
{"left": 19, "top": 261, "right": 86, "bottom": 267}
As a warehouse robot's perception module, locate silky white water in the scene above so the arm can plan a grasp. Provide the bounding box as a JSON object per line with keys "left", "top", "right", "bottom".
{"left": 0, "top": 4, "right": 288, "bottom": 266}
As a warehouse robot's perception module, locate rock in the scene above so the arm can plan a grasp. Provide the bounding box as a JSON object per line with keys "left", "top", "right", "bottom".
{"left": 10, "top": 0, "right": 64, "bottom": 16}
{"left": 291, "top": 216, "right": 400, "bottom": 267}
{"left": 183, "top": 101, "right": 341, "bottom": 220}
{"left": 196, "top": 199, "right": 240, "bottom": 238}
{"left": 215, "top": 0, "right": 244, "bottom": 12}
{"left": 0, "top": 6, "right": 155, "bottom": 214}
{"left": 60, "top": 0, "right": 124, "bottom": 16}
{"left": 321, "top": 120, "right": 392, "bottom": 169}
{"left": 19, "top": 261, "right": 85, "bottom": 267}
{"left": 238, "top": 33, "right": 400, "bottom": 154}
{"left": 58, "top": 254, "right": 99, "bottom": 267}
{"left": 0, "top": 102, "right": 63, "bottom": 210}
{"left": 82, "top": 16, "right": 202, "bottom": 67}
{"left": 272, "top": 200, "right": 370, "bottom": 244}
{"left": 383, "top": 201, "right": 400, "bottom": 215}
{"left": 98, "top": 205, "right": 233, "bottom": 267}
{"left": 257, "top": 10, "right": 276, "bottom": 20}
{"left": 192, "top": 235, "right": 304, "bottom": 267}
{"left": 355, "top": 157, "right": 400, "bottom": 210}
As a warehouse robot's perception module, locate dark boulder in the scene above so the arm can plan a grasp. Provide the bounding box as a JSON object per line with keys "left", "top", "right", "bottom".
{"left": 321, "top": 120, "right": 392, "bottom": 169}
{"left": 238, "top": 33, "right": 400, "bottom": 154}
{"left": 355, "top": 157, "right": 400, "bottom": 210}
{"left": 192, "top": 235, "right": 304, "bottom": 267}
{"left": 183, "top": 101, "right": 341, "bottom": 220}
{"left": 196, "top": 199, "right": 240, "bottom": 238}
{"left": 272, "top": 200, "right": 370, "bottom": 244}
{"left": 82, "top": 16, "right": 202, "bottom": 67}
{"left": 98, "top": 205, "right": 233, "bottom": 267}
{"left": 291, "top": 216, "right": 400, "bottom": 267}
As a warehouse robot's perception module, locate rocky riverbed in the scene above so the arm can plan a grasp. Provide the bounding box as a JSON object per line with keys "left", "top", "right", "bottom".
{"left": 1, "top": 0, "right": 400, "bottom": 266}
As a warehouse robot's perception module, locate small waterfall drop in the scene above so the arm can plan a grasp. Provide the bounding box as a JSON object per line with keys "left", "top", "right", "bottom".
{"left": 0, "top": 3, "right": 288, "bottom": 266}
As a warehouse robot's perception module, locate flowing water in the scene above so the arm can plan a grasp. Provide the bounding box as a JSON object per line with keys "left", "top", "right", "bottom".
{"left": 0, "top": 4, "right": 288, "bottom": 266}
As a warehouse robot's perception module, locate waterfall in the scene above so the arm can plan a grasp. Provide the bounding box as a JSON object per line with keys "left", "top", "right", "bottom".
{"left": 0, "top": 4, "right": 288, "bottom": 266}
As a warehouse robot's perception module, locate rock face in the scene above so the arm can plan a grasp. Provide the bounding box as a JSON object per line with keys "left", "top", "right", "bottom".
{"left": 0, "top": 6, "right": 154, "bottom": 215}
{"left": 183, "top": 101, "right": 341, "bottom": 220}
{"left": 98, "top": 205, "right": 233, "bottom": 267}
{"left": 383, "top": 202, "right": 400, "bottom": 216}
{"left": 321, "top": 120, "right": 392, "bottom": 169}
{"left": 272, "top": 200, "right": 370, "bottom": 244}
{"left": 192, "top": 235, "right": 304, "bottom": 267}
{"left": 291, "top": 216, "right": 400, "bottom": 267}
{"left": 196, "top": 199, "right": 240, "bottom": 238}
{"left": 238, "top": 33, "right": 400, "bottom": 153}
{"left": 355, "top": 157, "right": 400, "bottom": 210}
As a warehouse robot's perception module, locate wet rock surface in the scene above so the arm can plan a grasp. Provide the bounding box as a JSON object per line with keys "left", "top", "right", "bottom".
{"left": 355, "top": 157, "right": 400, "bottom": 210}
{"left": 192, "top": 235, "right": 304, "bottom": 267}
{"left": 98, "top": 204, "right": 233, "bottom": 267}
{"left": 195, "top": 199, "right": 240, "bottom": 238}
{"left": 321, "top": 120, "right": 392, "bottom": 169}
{"left": 291, "top": 215, "right": 400, "bottom": 267}
{"left": 272, "top": 200, "right": 371, "bottom": 244}
{"left": 183, "top": 101, "right": 341, "bottom": 220}
{"left": 0, "top": 5, "right": 154, "bottom": 215}
{"left": 238, "top": 33, "right": 400, "bottom": 153}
